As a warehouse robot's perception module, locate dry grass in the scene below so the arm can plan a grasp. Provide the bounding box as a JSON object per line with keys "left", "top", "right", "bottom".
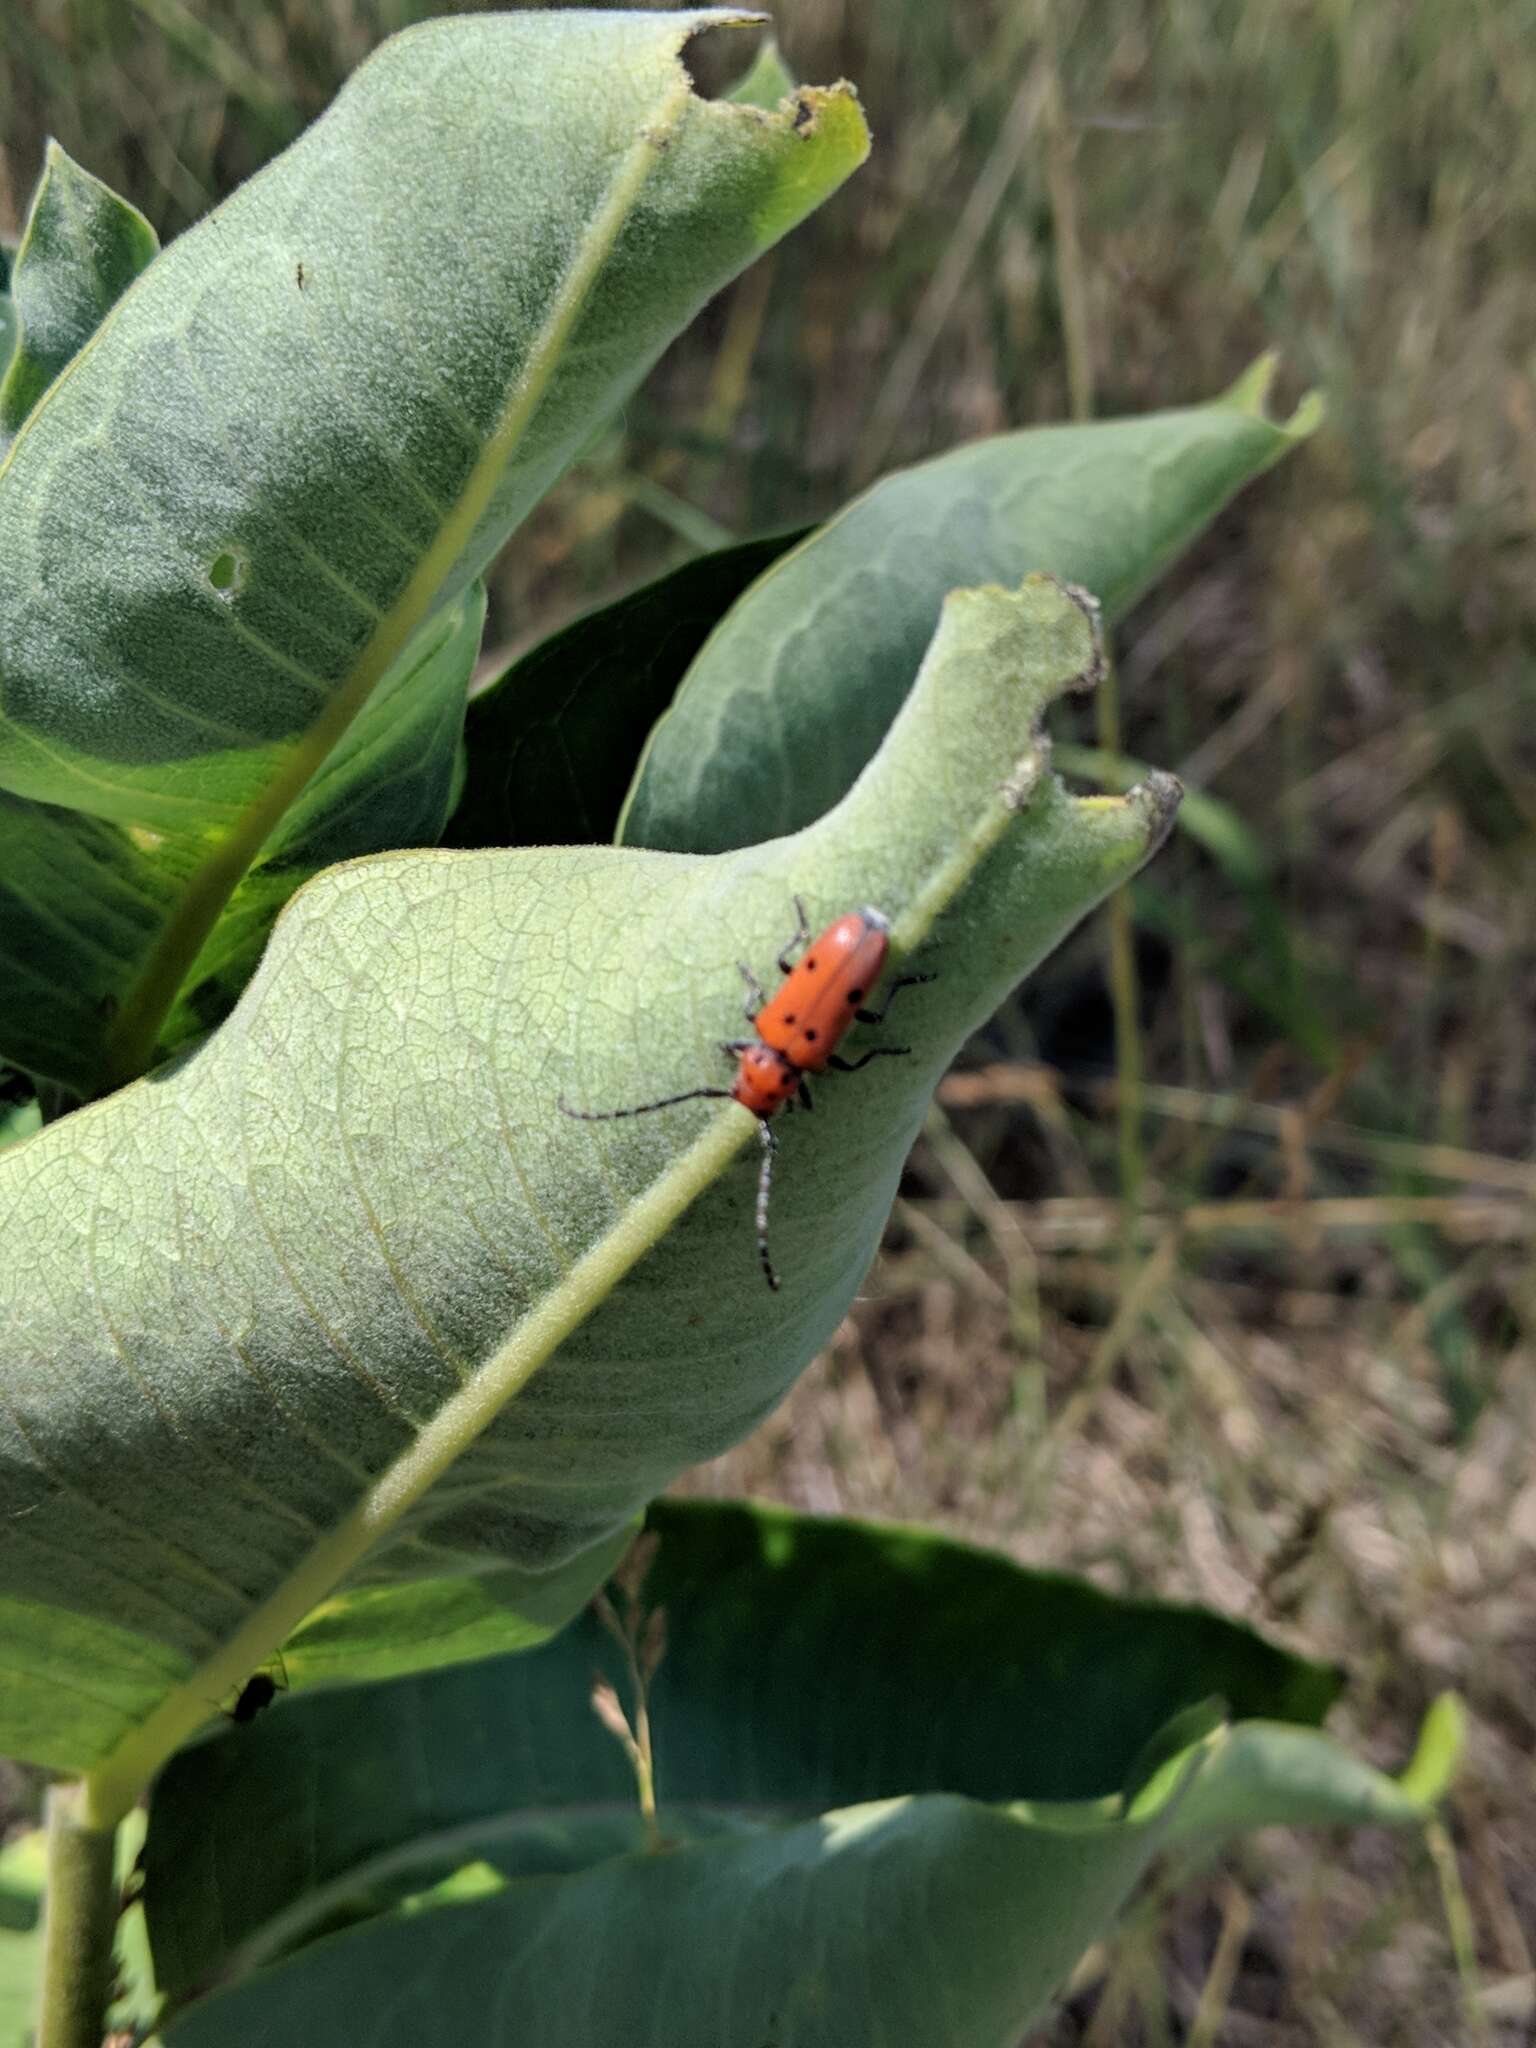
{"left": 3, "top": 0, "right": 1533, "bottom": 2040}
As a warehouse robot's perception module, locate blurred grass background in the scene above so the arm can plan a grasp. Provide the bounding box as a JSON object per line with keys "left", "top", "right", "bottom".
{"left": 3, "top": 1, "right": 1533, "bottom": 2040}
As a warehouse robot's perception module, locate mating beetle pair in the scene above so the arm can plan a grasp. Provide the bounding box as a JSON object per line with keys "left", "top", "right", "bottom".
{"left": 561, "top": 900, "right": 930, "bottom": 1290}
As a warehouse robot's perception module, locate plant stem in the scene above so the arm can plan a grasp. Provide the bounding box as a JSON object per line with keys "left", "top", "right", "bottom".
{"left": 37, "top": 1785, "right": 118, "bottom": 2048}
{"left": 1425, "top": 1818, "right": 1490, "bottom": 2047}
{"left": 629, "top": 1662, "right": 661, "bottom": 1853}
{"left": 1039, "top": 4, "right": 1142, "bottom": 1244}
{"left": 1098, "top": 655, "right": 1146, "bottom": 1243}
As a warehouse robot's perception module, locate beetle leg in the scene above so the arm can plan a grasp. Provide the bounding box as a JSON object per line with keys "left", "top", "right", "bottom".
{"left": 738, "top": 962, "right": 768, "bottom": 1019}
{"left": 798, "top": 1078, "right": 814, "bottom": 1112}
{"left": 828, "top": 1046, "right": 910, "bottom": 1073}
{"left": 776, "top": 894, "right": 813, "bottom": 975}
{"left": 560, "top": 1086, "right": 734, "bottom": 1121}
{"left": 854, "top": 972, "right": 935, "bottom": 1027}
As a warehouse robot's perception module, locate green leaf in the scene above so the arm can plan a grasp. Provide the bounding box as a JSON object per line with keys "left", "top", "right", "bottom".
{"left": 158, "top": 1794, "right": 1199, "bottom": 2047}
{"left": 143, "top": 1497, "right": 1339, "bottom": 1999}
{"left": 0, "top": 10, "right": 869, "bottom": 1094}
{"left": 619, "top": 358, "right": 1320, "bottom": 855}
{"left": 0, "top": 1088, "right": 40, "bottom": 1152}
{"left": 0, "top": 586, "right": 483, "bottom": 1093}
{"left": 0, "top": 142, "right": 159, "bottom": 453}
{"left": 145, "top": 1501, "right": 1448, "bottom": 2046}
{"left": 448, "top": 532, "right": 805, "bottom": 850}
{"left": 278, "top": 1516, "right": 640, "bottom": 1688}
{"left": 0, "top": 575, "right": 1175, "bottom": 1820}
{"left": 1158, "top": 1718, "right": 1455, "bottom": 1843}
{"left": 726, "top": 34, "right": 798, "bottom": 107}
{"left": 0, "top": 1829, "right": 45, "bottom": 2047}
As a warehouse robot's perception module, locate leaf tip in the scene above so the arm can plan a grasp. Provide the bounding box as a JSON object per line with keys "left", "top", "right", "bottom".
{"left": 1397, "top": 1691, "right": 1466, "bottom": 1810}
{"left": 1220, "top": 351, "right": 1324, "bottom": 441}
{"left": 1066, "top": 770, "right": 1183, "bottom": 883}
{"left": 1135, "top": 768, "right": 1184, "bottom": 856}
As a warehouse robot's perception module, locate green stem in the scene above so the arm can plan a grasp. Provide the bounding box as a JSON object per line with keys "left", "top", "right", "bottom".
{"left": 37, "top": 1785, "right": 119, "bottom": 2048}
{"left": 1039, "top": 7, "right": 1141, "bottom": 1243}
{"left": 1096, "top": 653, "right": 1145, "bottom": 1246}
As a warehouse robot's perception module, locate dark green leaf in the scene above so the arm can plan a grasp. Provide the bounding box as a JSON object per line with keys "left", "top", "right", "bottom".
{"left": 449, "top": 533, "right": 804, "bottom": 850}
{"left": 144, "top": 1498, "right": 1339, "bottom": 1999}
{"left": 147, "top": 1500, "right": 1452, "bottom": 2047}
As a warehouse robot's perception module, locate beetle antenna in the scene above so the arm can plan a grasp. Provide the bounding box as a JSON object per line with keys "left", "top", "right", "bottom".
{"left": 755, "top": 1120, "right": 780, "bottom": 1290}
{"left": 559, "top": 1088, "right": 732, "bottom": 1122}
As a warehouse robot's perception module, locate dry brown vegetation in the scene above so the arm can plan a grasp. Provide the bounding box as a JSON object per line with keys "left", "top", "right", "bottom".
{"left": 3, "top": 0, "right": 1532, "bottom": 2040}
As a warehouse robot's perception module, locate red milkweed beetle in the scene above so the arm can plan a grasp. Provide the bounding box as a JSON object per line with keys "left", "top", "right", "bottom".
{"left": 560, "top": 899, "right": 932, "bottom": 1290}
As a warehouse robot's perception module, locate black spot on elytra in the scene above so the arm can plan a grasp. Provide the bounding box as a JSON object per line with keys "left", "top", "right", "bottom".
{"left": 847, "top": 987, "right": 864, "bottom": 1003}
{"left": 804, "top": 1027, "right": 818, "bottom": 1042}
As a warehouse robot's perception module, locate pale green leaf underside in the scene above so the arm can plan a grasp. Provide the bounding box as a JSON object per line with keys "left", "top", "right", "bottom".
{"left": 0, "top": 9, "right": 866, "bottom": 1092}
{"left": 0, "top": 140, "right": 159, "bottom": 453}
{"left": 620, "top": 357, "right": 1318, "bottom": 854}
{"left": 725, "top": 33, "right": 797, "bottom": 107}
{"left": 0, "top": 577, "right": 1176, "bottom": 1818}
{"left": 0, "top": 10, "right": 860, "bottom": 829}
{"left": 277, "top": 1516, "right": 640, "bottom": 1689}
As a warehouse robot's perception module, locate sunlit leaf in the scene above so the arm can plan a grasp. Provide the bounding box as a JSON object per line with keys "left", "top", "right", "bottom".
{"left": 620, "top": 358, "right": 1319, "bottom": 854}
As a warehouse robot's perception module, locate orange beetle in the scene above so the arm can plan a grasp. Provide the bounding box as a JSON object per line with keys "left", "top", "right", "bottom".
{"left": 561, "top": 899, "right": 930, "bottom": 1289}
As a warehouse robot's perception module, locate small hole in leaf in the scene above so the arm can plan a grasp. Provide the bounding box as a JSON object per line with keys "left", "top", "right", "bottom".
{"left": 207, "top": 548, "right": 247, "bottom": 596}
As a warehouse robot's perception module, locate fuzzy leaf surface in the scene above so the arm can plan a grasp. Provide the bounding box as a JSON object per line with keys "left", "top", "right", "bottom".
{"left": 0, "top": 576, "right": 1174, "bottom": 1822}
{"left": 0, "top": 587, "right": 482, "bottom": 1092}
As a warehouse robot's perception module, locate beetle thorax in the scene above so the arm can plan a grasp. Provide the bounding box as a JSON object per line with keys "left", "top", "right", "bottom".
{"left": 732, "top": 1042, "right": 800, "bottom": 1118}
